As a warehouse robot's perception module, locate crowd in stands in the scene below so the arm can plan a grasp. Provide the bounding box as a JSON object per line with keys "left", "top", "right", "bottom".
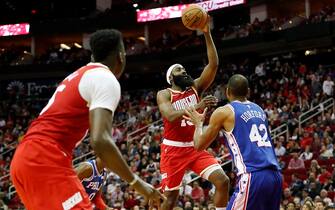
{"left": 0, "top": 46, "right": 334, "bottom": 209}
{"left": 221, "top": 5, "right": 335, "bottom": 40}
{"left": 1, "top": 6, "right": 335, "bottom": 67}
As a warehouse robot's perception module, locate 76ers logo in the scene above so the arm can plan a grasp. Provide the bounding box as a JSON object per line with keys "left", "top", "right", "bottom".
{"left": 86, "top": 182, "right": 100, "bottom": 191}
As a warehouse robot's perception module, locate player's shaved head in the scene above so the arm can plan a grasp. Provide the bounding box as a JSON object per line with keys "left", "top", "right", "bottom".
{"left": 227, "top": 74, "right": 249, "bottom": 98}
{"left": 90, "top": 29, "right": 123, "bottom": 62}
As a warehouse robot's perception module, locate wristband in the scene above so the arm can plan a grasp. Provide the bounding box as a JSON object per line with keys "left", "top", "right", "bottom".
{"left": 129, "top": 175, "right": 139, "bottom": 186}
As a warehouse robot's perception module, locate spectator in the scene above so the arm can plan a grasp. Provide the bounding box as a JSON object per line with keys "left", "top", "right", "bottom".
{"left": 320, "top": 189, "right": 331, "bottom": 204}
{"left": 123, "top": 192, "right": 138, "bottom": 209}
{"left": 322, "top": 76, "right": 334, "bottom": 96}
{"left": 311, "top": 74, "right": 322, "bottom": 97}
{"left": 320, "top": 138, "right": 334, "bottom": 159}
{"left": 110, "top": 184, "right": 124, "bottom": 204}
{"left": 184, "top": 201, "right": 193, "bottom": 210}
{"left": 180, "top": 179, "right": 192, "bottom": 198}
{"left": 304, "top": 173, "right": 322, "bottom": 199}
{"left": 290, "top": 174, "right": 304, "bottom": 196}
{"left": 310, "top": 160, "right": 322, "bottom": 175}
{"left": 315, "top": 200, "right": 325, "bottom": 210}
{"left": 311, "top": 135, "right": 322, "bottom": 157}
{"left": 288, "top": 152, "right": 305, "bottom": 170}
{"left": 299, "top": 145, "right": 313, "bottom": 160}
{"left": 318, "top": 167, "right": 332, "bottom": 185}
{"left": 275, "top": 141, "right": 286, "bottom": 156}
{"left": 293, "top": 196, "right": 302, "bottom": 209}
{"left": 191, "top": 181, "right": 204, "bottom": 203}
{"left": 255, "top": 63, "right": 266, "bottom": 77}
{"left": 302, "top": 198, "right": 315, "bottom": 210}
{"left": 282, "top": 188, "right": 294, "bottom": 206}
{"left": 300, "top": 132, "right": 313, "bottom": 150}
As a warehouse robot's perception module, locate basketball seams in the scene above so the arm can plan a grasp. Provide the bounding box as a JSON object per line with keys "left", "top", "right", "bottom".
{"left": 183, "top": 9, "right": 202, "bottom": 24}
{"left": 182, "top": 7, "right": 206, "bottom": 29}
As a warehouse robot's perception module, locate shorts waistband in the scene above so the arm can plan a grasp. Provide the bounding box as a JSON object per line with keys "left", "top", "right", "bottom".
{"left": 162, "top": 139, "right": 194, "bottom": 147}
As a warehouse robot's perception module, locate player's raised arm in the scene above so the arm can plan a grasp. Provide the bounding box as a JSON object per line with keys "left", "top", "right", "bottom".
{"left": 185, "top": 106, "right": 234, "bottom": 150}
{"left": 194, "top": 17, "right": 219, "bottom": 95}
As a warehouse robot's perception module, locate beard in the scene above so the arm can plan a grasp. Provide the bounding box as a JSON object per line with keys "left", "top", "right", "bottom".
{"left": 172, "top": 74, "right": 194, "bottom": 90}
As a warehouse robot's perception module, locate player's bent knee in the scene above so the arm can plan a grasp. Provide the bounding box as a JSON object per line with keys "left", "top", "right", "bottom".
{"left": 208, "top": 169, "right": 230, "bottom": 188}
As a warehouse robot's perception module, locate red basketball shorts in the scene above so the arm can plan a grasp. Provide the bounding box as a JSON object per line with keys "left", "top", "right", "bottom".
{"left": 160, "top": 139, "right": 222, "bottom": 191}
{"left": 10, "top": 139, "right": 93, "bottom": 210}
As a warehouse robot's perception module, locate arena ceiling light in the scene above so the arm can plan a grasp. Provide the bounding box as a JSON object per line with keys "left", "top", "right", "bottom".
{"left": 305, "top": 49, "right": 316, "bottom": 56}
{"left": 74, "top": 43, "right": 82, "bottom": 48}
{"left": 137, "top": 36, "right": 145, "bottom": 41}
{"left": 60, "top": 43, "right": 71, "bottom": 50}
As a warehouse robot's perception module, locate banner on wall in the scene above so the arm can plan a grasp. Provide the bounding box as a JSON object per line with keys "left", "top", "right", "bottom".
{"left": 0, "top": 23, "right": 30, "bottom": 36}
{"left": 136, "top": 0, "right": 246, "bottom": 22}
{"left": 0, "top": 79, "right": 59, "bottom": 97}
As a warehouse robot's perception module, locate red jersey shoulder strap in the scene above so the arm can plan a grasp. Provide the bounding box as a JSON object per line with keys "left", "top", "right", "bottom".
{"left": 190, "top": 86, "right": 200, "bottom": 101}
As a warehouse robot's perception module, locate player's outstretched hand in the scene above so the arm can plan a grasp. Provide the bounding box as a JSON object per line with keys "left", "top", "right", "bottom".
{"left": 196, "top": 95, "right": 218, "bottom": 110}
{"left": 132, "top": 178, "right": 166, "bottom": 208}
{"left": 201, "top": 15, "right": 211, "bottom": 33}
{"left": 184, "top": 106, "right": 207, "bottom": 126}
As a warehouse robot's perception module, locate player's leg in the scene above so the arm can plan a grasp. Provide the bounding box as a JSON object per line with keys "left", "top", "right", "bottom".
{"left": 161, "top": 190, "right": 180, "bottom": 210}
{"left": 10, "top": 139, "right": 93, "bottom": 210}
{"left": 160, "top": 169, "right": 184, "bottom": 210}
{"left": 226, "top": 173, "right": 251, "bottom": 210}
{"left": 207, "top": 168, "right": 230, "bottom": 208}
{"left": 160, "top": 144, "right": 189, "bottom": 210}
{"left": 245, "top": 169, "right": 282, "bottom": 210}
{"left": 263, "top": 170, "right": 282, "bottom": 210}
{"left": 191, "top": 150, "right": 229, "bottom": 209}
{"left": 229, "top": 169, "right": 282, "bottom": 210}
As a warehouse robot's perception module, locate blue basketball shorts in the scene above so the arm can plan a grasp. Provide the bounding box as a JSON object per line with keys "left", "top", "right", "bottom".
{"left": 227, "top": 169, "right": 282, "bottom": 210}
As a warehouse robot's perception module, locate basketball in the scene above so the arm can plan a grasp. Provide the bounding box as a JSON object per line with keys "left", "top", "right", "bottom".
{"left": 181, "top": 4, "right": 208, "bottom": 30}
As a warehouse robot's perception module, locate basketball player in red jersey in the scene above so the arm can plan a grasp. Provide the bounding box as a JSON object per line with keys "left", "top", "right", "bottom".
{"left": 10, "top": 29, "right": 163, "bottom": 210}
{"left": 157, "top": 19, "right": 229, "bottom": 210}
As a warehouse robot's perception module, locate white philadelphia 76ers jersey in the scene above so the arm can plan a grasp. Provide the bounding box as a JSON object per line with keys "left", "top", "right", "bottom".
{"left": 223, "top": 101, "right": 280, "bottom": 176}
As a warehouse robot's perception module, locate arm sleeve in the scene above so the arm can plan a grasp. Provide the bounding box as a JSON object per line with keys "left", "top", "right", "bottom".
{"left": 79, "top": 68, "right": 121, "bottom": 113}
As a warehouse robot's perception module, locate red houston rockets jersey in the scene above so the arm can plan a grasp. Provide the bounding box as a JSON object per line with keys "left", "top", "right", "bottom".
{"left": 23, "top": 63, "right": 121, "bottom": 156}
{"left": 162, "top": 87, "right": 200, "bottom": 142}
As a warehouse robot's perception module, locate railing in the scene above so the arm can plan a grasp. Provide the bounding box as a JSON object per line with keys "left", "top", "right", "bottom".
{"left": 0, "top": 174, "right": 10, "bottom": 184}
{"left": 299, "top": 97, "right": 334, "bottom": 130}
{"left": 114, "top": 105, "right": 158, "bottom": 128}
{"left": 72, "top": 150, "right": 95, "bottom": 167}
{"left": 8, "top": 185, "right": 15, "bottom": 199}
{"left": 270, "top": 123, "right": 289, "bottom": 141}
{"left": 126, "top": 119, "right": 163, "bottom": 142}
{"left": 115, "top": 120, "right": 127, "bottom": 128}
{"left": 0, "top": 141, "right": 18, "bottom": 156}
{"left": 269, "top": 98, "right": 334, "bottom": 141}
